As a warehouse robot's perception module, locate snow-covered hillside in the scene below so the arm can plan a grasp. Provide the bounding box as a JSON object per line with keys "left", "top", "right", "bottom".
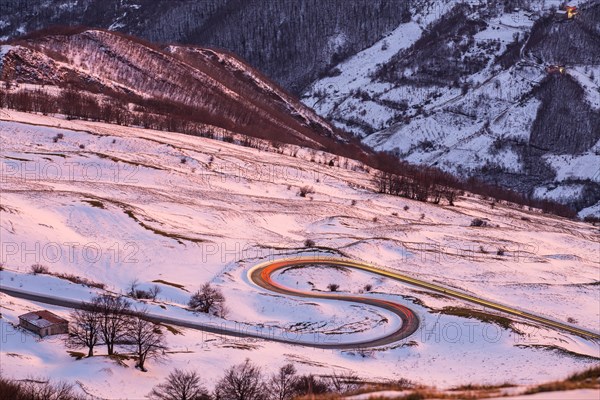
{"left": 1, "top": 110, "right": 598, "bottom": 398}
{"left": 0, "top": 0, "right": 409, "bottom": 93}
{"left": 0, "top": 29, "right": 340, "bottom": 148}
{"left": 302, "top": 0, "right": 600, "bottom": 215}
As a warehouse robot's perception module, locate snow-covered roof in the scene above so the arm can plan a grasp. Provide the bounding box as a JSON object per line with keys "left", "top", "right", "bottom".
{"left": 19, "top": 310, "right": 68, "bottom": 329}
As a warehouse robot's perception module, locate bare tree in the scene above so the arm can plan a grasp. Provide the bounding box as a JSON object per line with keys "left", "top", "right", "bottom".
{"left": 90, "top": 294, "right": 131, "bottom": 355}
{"left": 128, "top": 279, "right": 141, "bottom": 297}
{"left": 443, "top": 188, "right": 459, "bottom": 206}
{"left": 66, "top": 307, "right": 101, "bottom": 357}
{"left": 214, "top": 359, "right": 267, "bottom": 400}
{"left": 148, "top": 285, "right": 162, "bottom": 301}
{"left": 148, "top": 369, "right": 210, "bottom": 400}
{"left": 267, "top": 364, "right": 299, "bottom": 400}
{"left": 188, "top": 283, "right": 227, "bottom": 317}
{"left": 127, "top": 310, "right": 167, "bottom": 372}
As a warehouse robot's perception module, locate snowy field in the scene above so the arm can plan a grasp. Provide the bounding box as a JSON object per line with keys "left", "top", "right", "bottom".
{"left": 0, "top": 110, "right": 599, "bottom": 398}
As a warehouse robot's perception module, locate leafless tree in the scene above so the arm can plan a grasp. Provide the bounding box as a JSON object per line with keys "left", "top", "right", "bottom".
{"left": 126, "top": 310, "right": 167, "bottom": 372}
{"left": 148, "top": 369, "right": 210, "bottom": 400}
{"left": 128, "top": 279, "right": 141, "bottom": 296}
{"left": 267, "top": 364, "right": 299, "bottom": 400}
{"left": 148, "top": 285, "right": 162, "bottom": 300}
{"left": 66, "top": 307, "right": 101, "bottom": 357}
{"left": 443, "top": 188, "right": 459, "bottom": 206}
{"left": 90, "top": 294, "right": 131, "bottom": 355}
{"left": 214, "top": 359, "right": 267, "bottom": 400}
{"left": 188, "top": 283, "right": 227, "bottom": 317}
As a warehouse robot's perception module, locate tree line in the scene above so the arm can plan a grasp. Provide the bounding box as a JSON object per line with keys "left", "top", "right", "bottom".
{"left": 370, "top": 151, "right": 577, "bottom": 217}
{"left": 66, "top": 283, "right": 227, "bottom": 371}
{"left": 373, "top": 171, "right": 460, "bottom": 205}
{"left": 67, "top": 294, "right": 166, "bottom": 371}
{"left": 150, "top": 360, "right": 365, "bottom": 400}
{"left": 0, "top": 359, "right": 370, "bottom": 400}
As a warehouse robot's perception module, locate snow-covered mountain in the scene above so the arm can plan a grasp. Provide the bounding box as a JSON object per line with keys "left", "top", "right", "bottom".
{"left": 1, "top": 0, "right": 598, "bottom": 214}
{"left": 302, "top": 0, "right": 600, "bottom": 216}
{"left": 0, "top": 0, "right": 408, "bottom": 93}
{"left": 0, "top": 28, "right": 344, "bottom": 148}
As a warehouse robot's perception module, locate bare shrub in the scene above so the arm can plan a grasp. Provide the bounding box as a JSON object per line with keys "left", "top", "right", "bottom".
{"left": 0, "top": 377, "right": 84, "bottom": 400}
{"left": 327, "top": 283, "right": 340, "bottom": 292}
{"left": 31, "top": 264, "right": 49, "bottom": 274}
{"left": 54, "top": 272, "right": 105, "bottom": 289}
{"left": 293, "top": 375, "right": 331, "bottom": 397}
{"left": 298, "top": 186, "right": 315, "bottom": 197}
{"left": 470, "top": 218, "right": 487, "bottom": 227}
{"left": 329, "top": 371, "right": 362, "bottom": 394}
{"left": 128, "top": 280, "right": 162, "bottom": 300}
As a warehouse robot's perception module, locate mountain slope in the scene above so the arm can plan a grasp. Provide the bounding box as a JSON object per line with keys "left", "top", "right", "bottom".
{"left": 302, "top": 0, "right": 600, "bottom": 215}
{"left": 0, "top": 0, "right": 409, "bottom": 93}
{"left": 0, "top": 28, "right": 343, "bottom": 148}
{"left": 1, "top": 109, "right": 599, "bottom": 397}
{"left": 1, "top": 1, "right": 598, "bottom": 214}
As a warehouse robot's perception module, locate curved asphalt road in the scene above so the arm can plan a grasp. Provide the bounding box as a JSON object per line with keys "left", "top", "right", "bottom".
{"left": 248, "top": 259, "right": 420, "bottom": 348}
{"left": 248, "top": 259, "right": 419, "bottom": 349}
{"left": 248, "top": 256, "right": 600, "bottom": 340}
{"left": 2, "top": 256, "right": 599, "bottom": 348}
